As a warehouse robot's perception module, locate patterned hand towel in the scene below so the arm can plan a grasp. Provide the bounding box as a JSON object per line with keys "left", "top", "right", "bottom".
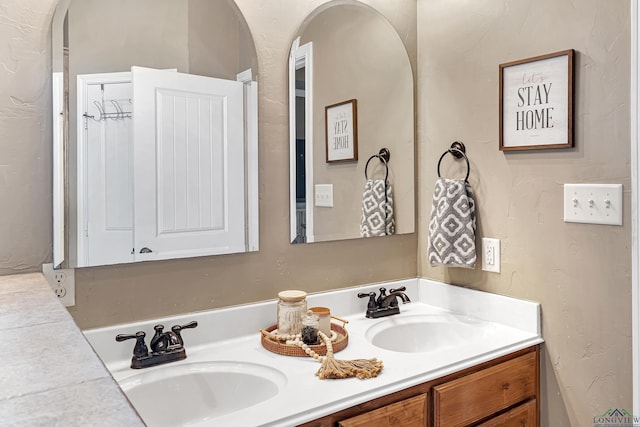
{"left": 360, "top": 179, "right": 395, "bottom": 237}
{"left": 427, "top": 178, "right": 476, "bottom": 268}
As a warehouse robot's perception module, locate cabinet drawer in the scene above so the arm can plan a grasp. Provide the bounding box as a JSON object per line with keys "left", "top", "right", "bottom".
{"left": 433, "top": 352, "right": 536, "bottom": 427}
{"left": 477, "top": 399, "right": 537, "bottom": 427}
{"left": 338, "top": 393, "right": 427, "bottom": 427}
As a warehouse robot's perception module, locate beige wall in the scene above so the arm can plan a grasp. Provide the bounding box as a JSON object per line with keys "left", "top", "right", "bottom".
{"left": 418, "top": 0, "right": 631, "bottom": 425}
{"left": 188, "top": 0, "right": 256, "bottom": 79}
{"left": 68, "top": 0, "right": 189, "bottom": 75}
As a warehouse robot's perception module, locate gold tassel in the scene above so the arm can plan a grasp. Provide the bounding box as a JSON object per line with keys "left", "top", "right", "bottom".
{"left": 315, "top": 332, "right": 383, "bottom": 380}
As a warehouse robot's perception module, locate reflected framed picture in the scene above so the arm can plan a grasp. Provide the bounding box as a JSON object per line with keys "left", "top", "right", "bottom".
{"left": 499, "top": 49, "right": 574, "bottom": 151}
{"left": 325, "top": 99, "right": 358, "bottom": 162}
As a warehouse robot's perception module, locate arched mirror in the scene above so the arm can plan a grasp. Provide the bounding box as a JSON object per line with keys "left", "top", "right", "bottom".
{"left": 52, "top": 0, "right": 259, "bottom": 268}
{"left": 289, "top": 1, "right": 415, "bottom": 244}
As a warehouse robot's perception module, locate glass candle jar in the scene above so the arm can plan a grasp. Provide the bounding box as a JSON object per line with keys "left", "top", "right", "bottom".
{"left": 301, "top": 310, "right": 319, "bottom": 345}
{"left": 310, "top": 306, "right": 331, "bottom": 337}
{"left": 277, "top": 290, "right": 307, "bottom": 335}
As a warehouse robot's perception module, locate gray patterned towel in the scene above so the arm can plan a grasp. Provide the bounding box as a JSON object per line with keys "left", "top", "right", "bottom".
{"left": 428, "top": 178, "right": 476, "bottom": 268}
{"left": 360, "top": 179, "right": 395, "bottom": 237}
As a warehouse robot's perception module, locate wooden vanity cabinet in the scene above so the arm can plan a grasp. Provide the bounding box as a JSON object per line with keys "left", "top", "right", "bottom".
{"left": 298, "top": 345, "right": 539, "bottom": 427}
{"left": 338, "top": 394, "right": 427, "bottom": 427}
{"left": 433, "top": 350, "right": 538, "bottom": 426}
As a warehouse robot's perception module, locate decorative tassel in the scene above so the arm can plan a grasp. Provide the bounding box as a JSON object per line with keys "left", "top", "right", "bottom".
{"left": 259, "top": 328, "right": 384, "bottom": 380}
{"left": 314, "top": 332, "right": 383, "bottom": 380}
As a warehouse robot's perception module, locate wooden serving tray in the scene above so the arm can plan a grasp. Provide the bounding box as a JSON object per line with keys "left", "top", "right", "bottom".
{"left": 261, "top": 322, "right": 348, "bottom": 357}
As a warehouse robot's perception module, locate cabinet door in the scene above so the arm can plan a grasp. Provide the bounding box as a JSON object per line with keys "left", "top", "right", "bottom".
{"left": 338, "top": 393, "right": 427, "bottom": 427}
{"left": 477, "top": 399, "right": 537, "bottom": 427}
{"left": 433, "top": 352, "right": 536, "bottom": 427}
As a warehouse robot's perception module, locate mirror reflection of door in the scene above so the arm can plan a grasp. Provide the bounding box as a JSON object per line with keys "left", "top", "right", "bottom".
{"left": 52, "top": 0, "right": 259, "bottom": 268}
{"left": 76, "top": 68, "right": 246, "bottom": 267}
{"left": 294, "top": 66, "right": 307, "bottom": 243}
{"left": 79, "top": 73, "right": 134, "bottom": 266}
{"left": 289, "top": 40, "right": 314, "bottom": 243}
{"left": 133, "top": 67, "right": 246, "bottom": 263}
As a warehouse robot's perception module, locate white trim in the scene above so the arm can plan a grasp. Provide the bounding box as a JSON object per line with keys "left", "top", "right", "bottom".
{"left": 237, "top": 68, "right": 259, "bottom": 252}
{"left": 289, "top": 38, "right": 300, "bottom": 243}
{"left": 76, "top": 72, "right": 132, "bottom": 267}
{"left": 303, "top": 44, "right": 314, "bottom": 242}
{"left": 632, "top": 0, "right": 640, "bottom": 414}
{"left": 52, "top": 72, "right": 64, "bottom": 267}
{"left": 288, "top": 38, "right": 314, "bottom": 243}
{"left": 236, "top": 68, "right": 252, "bottom": 83}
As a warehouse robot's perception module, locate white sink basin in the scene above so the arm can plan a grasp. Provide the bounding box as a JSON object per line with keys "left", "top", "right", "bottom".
{"left": 118, "top": 361, "right": 287, "bottom": 426}
{"left": 365, "top": 314, "right": 489, "bottom": 353}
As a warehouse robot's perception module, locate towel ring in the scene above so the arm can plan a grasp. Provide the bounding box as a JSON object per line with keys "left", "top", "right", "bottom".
{"left": 437, "top": 141, "right": 470, "bottom": 182}
{"left": 365, "top": 148, "right": 390, "bottom": 181}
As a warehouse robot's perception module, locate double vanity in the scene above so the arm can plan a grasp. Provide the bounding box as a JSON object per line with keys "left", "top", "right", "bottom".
{"left": 1, "top": 274, "right": 541, "bottom": 427}
{"left": 81, "top": 277, "right": 542, "bottom": 426}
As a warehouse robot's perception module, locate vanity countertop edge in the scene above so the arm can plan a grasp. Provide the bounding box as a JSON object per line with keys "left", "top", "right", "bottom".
{"left": 0, "top": 273, "right": 144, "bottom": 427}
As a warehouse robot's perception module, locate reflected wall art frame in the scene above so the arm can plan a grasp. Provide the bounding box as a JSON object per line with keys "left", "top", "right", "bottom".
{"left": 325, "top": 99, "right": 358, "bottom": 162}
{"left": 499, "top": 49, "right": 574, "bottom": 151}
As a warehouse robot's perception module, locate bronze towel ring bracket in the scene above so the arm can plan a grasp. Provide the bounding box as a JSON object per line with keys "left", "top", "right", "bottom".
{"left": 364, "top": 148, "right": 390, "bottom": 181}
{"left": 437, "top": 141, "right": 470, "bottom": 182}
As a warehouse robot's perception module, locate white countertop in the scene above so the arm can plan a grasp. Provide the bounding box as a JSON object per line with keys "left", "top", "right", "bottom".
{"left": 85, "top": 278, "right": 543, "bottom": 427}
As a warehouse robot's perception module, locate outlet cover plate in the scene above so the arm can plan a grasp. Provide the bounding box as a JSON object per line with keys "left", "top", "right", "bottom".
{"left": 481, "top": 237, "right": 501, "bottom": 273}
{"left": 42, "top": 263, "right": 75, "bottom": 307}
{"left": 563, "top": 183, "right": 623, "bottom": 226}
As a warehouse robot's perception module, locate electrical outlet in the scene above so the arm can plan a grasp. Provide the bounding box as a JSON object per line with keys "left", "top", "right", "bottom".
{"left": 485, "top": 244, "right": 495, "bottom": 265}
{"left": 53, "top": 271, "right": 66, "bottom": 284}
{"left": 482, "top": 238, "right": 501, "bottom": 273}
{"left": 42, "top": 263, "right": 75, "bottom": 307}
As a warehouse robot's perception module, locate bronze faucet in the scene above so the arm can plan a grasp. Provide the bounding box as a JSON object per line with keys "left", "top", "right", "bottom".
{"left": 358, "top": 287, "right": 411, "bottom": 318}
{"left": 116, "top": 321, "right": 198, "bottom": 369}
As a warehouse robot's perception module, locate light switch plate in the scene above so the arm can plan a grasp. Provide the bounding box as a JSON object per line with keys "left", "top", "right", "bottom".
{"left": 315, "top": 184, "right": 334, "bottom": 207}
{"left": 563, "top": 184, "right": 623, "bottom": 226}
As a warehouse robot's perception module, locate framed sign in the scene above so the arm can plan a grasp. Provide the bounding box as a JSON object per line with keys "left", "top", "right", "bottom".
{"left": 325, "top": 99, "right": 358, "bottom": 162}
{"left": 499, "top": 49, "right": 574, "bottom": 151}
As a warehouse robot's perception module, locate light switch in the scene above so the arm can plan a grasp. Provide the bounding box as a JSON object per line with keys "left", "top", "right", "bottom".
{"left": 563, "top": 183, "right": 622, "bottom": 226}
{"left": 315, "top": 184, "right": 333, "bottom": 207}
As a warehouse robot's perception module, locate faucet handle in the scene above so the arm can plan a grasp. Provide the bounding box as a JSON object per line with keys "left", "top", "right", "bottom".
{"left": 116, "top": 331, "right": 149, "bottom": 359}
{"left": 358, "top": 292, "right": 378, "bottom": 312}
{"left": 389, "top": 286, "right": 407, "bottom": 293}
{"left": 115, "top": 331, "right": 143, "bottom": 342}
{"left": 171, "top": 321, "right": 198, "bottom": 346}
{"left": 173, "top": 321, "right": 198, "bottom": 331}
